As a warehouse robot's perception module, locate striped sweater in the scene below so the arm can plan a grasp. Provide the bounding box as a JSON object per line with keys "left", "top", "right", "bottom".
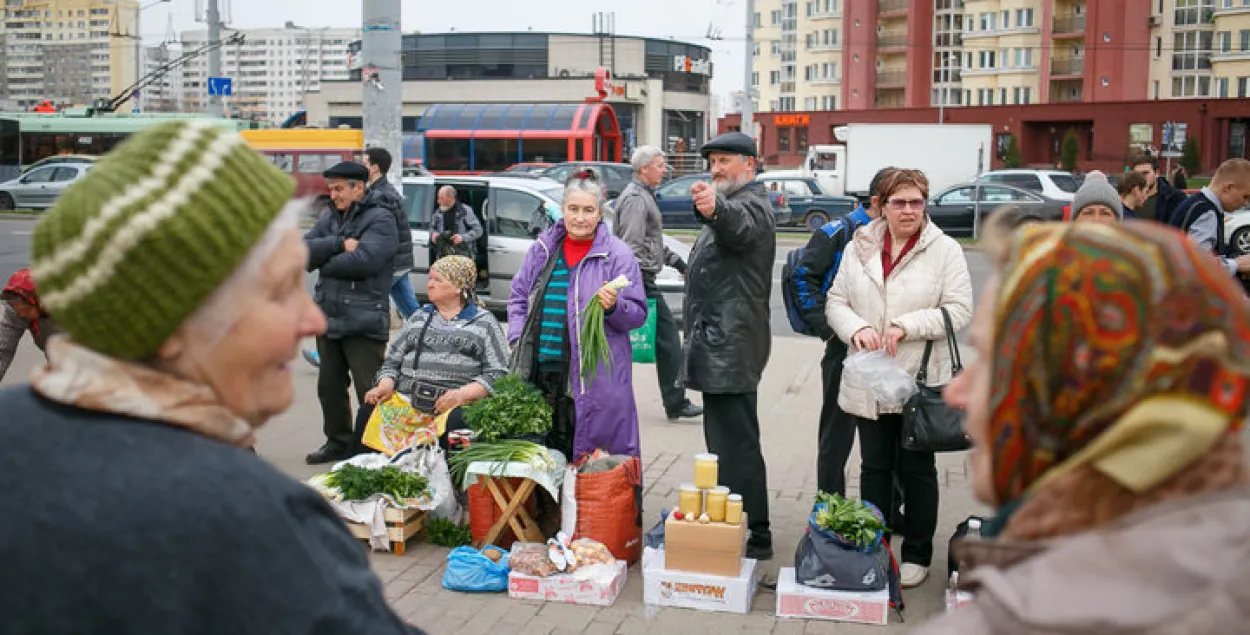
{"left": 375, "top": 303, "right": 510, "bottom": 397}
{"left": 536, "top": 253, "right": 572, "bottom": 366}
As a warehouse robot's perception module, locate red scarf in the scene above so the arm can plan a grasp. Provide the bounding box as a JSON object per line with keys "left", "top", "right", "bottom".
{"left": 881, "top": 230, "right": 921, "bottom": 280}
{"left": 563, "top": 236, "right": 594, "bottom": 267}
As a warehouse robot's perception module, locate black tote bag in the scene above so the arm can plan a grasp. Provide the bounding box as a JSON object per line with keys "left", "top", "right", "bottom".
{"left": 902, "top": 307, "right": 972, "bottom": 453}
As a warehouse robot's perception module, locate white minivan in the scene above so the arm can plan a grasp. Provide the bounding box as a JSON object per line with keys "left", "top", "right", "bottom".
{"left": 401, "top": 175, "right": 688, "bottom": 317}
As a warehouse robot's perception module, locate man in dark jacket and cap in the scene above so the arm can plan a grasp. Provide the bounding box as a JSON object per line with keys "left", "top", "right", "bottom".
{"left": 303, "top": 161, "right": 398, "bottom": 464}
{"left": 684, "top": 131, "right": 776, "bottom": 559}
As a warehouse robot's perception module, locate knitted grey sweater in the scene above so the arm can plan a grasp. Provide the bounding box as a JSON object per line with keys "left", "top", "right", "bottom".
{"left": 376, "top": 303, "right": 509, "bottom": 396}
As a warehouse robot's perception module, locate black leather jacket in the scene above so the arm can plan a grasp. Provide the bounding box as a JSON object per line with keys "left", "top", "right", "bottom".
{"left": 681, "top": 180, "right": 776, "bottom": 393}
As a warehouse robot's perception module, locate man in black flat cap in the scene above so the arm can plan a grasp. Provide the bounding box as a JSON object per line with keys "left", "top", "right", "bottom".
{"left": 682, "top": 132, "right": 777, "bottom": 560}
{"left": 303, "top": 161, "right": 399, "bottom": 464}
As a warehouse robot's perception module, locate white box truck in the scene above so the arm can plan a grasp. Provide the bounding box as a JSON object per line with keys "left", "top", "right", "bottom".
{"left": 766, "top": 123, "right": 994, "bottom": 200}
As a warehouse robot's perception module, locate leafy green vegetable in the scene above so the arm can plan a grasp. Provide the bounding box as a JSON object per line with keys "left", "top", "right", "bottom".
{"left": 323, "top": 465, "right": 430, "bottom": 502}
{"left": 462, "top": 375, "right": 552, "bottom": 442}
{"left": 814, "top": 491, "right": 887, "bottom": 548}
{"left": 447, "top": 440, "right": 554, "bottom": 488}
{"left": 578, "top": 275, "right": 630, "bottom": 389}
{"left": 425, "top": 517, "right": 473, "bottom": 547}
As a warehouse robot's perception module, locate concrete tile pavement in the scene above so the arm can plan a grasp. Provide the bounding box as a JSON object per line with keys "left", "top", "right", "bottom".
{"left": 356, "top": 335, "right": 988, "bottom": 634}
{"left": 0, "top": 324, "right": 990, "bottom": 634}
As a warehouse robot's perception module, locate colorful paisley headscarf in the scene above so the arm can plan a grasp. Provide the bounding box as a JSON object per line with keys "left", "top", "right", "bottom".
{"left": 988, "top": 221, "right": 1250, "bottom": 506}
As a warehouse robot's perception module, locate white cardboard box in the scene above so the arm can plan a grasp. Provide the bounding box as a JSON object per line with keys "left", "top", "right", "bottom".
{"left": 507, "top": 560, "right": 627, "bottom": 607}
{"left": 775, "top": 567, "right": 891, "bottom": 626}
{"left": 642, "top": 547, "right": 758, "bottom": 614}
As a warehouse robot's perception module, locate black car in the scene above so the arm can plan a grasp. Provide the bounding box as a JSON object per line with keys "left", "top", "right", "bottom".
{"left": 757, "top": 175, "right": 857, "bottom": 230}
{"left": 540, "top": 162, "right": 633, "bottom": 199}
{"left": 926, "top": 183, "right": 1068, "bottom": 237}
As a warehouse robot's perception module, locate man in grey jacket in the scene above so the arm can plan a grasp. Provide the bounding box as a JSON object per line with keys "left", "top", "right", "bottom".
{"left": 430, "top": 186, "right": 484, "bottom": 260}
{"left": 613, "top": 146, "right": 701, "bottom": 420}
{"left": 303, "top": 161, "right": 399, "bottom": 465}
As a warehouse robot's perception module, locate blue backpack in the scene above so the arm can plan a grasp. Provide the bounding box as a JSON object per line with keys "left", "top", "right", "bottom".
{"left": 781, "top": 211, "right": 865, "bottom": 336}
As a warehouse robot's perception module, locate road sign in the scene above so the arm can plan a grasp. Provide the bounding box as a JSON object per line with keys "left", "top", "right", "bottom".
{"left": 1162, "top": 121, "right": 1174, "bottom": 146}
{"left": 207, "top": 77, "right": 233, "bottom": 97}
{"left": 1162, "top": 122, "right": 1187, "bottom": 158}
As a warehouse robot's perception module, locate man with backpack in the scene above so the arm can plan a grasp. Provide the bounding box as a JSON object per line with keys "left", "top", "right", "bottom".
{"left": 783, "top": 166, "right": 895, "bottom": 496}
{"left": 1170, "top": 158, "right": 1250, "bottom": 279}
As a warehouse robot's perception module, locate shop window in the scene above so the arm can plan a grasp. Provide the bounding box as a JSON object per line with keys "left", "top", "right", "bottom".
{"left": 778, "top": 127, "right": 792, "bottom": 152}
{"left": 796, "top": 127, "right": 809, "bottom": 152}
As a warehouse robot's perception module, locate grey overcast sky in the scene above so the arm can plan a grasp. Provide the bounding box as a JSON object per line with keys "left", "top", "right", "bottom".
{"left": 146, "top": 0, "right": 748, "bottom": 99}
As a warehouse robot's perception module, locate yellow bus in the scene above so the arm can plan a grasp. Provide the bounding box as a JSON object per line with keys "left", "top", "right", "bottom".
{"left": 240, "top": 128, "right": 364, "bottom": 200}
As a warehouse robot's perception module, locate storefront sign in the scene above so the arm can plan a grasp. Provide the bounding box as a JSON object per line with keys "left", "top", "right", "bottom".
{"left": 774, "top": 114, "right": 811, "bottom": 127}
{"left": 673, "top": 55, "right": 712, "bottom": 76}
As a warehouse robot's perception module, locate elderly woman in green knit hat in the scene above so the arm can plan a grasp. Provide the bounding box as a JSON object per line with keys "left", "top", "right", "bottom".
{"left": 362, "top": 254, "right": 510, "bottom": 452}
{"left": 0, "top": 120, "right": 425, "bottom": 634}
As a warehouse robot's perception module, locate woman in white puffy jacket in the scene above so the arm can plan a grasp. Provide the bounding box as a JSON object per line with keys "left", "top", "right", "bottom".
{"left": 825, "top": 168, "right": 973, "bottom": 589}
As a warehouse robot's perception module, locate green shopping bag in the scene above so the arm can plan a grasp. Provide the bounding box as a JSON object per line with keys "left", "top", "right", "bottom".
{"left": 630, "top": 298, "right": 658, "bottom": 363}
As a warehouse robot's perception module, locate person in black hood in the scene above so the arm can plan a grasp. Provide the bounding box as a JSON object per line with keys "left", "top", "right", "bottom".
{"left": 363, "top": 148, "right": 417, "bottom": 319}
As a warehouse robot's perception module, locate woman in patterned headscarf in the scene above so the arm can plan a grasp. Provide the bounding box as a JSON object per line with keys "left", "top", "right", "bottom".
{"left": 0, "top": 267, "right": 61, "bottom": 382}
{"left": 363, "top": 255, "right": 510, "bottom": 451}
{"left": 919, "top": 221, "right": 1250, "bottom": 634}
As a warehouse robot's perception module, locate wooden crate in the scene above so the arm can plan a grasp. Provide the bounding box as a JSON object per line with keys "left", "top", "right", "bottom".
{"left": 346, "top": 506, "right": 426, "bottom": 555}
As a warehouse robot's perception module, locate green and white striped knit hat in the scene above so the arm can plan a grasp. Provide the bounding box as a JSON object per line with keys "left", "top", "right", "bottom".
{"left": 31, "top": 119, "right": 295, "bottom": 359}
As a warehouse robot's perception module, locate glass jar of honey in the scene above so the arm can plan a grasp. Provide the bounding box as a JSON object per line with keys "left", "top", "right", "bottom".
{"left": 725, "top": 494, "right": 744, "bottom": 525}
{"left": 693, "top": 453, "right": 719, "bottom": 490}
{"left": 678, "top": 483, "right": 703, "bottom": 517}
{"left": 705, "top": 486, "right": 730, "bottom": 522}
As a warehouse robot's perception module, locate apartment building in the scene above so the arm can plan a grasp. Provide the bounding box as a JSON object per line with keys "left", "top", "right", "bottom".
{"left": 0, "top": 0, "right": 139, "bottom": 110}
{"left": 749, "top": 0, "right": 1248, "bottom": 112}
{"left": 180, "top": 23, "right": 358, "bottom": 125}
{"left": 138, "top": 43, "right": 181, "bottom": 112}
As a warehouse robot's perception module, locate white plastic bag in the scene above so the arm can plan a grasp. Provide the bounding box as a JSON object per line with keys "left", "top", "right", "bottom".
{"left": 843, "top": 350, "right": 917, "bottom": 408}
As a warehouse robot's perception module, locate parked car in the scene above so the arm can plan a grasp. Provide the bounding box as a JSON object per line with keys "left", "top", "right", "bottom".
{"left": 21, "top": 154, "right": 99, "bottom": 173}
{"left": 1223, "top": 205, "right": 1250, "bottom": 255}
{"left": 502, "top": 162, "right": 554, "bottom": 175}
{"left": 0, "top": 162, "right": 93, "bottom": 210}
{"left": 926, "top": 182, "right": 1068, "bottom": 238}
{"left": 539, "top": 162, "right": 633, "bottom": 199}
{"left": 400, "top": 175, "right": 686, "bottom": 317}
{"left": 757, "top": 175, "right": 857, "bottom": 230}
{"left": 976, "top": 169, "right": 1080, "bottom": 201}
{"left": 631, "top": 173, "right": 794, "bottom": 229}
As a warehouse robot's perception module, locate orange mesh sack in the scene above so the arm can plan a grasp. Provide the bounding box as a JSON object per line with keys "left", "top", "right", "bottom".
{"left": 571, "top": 456, "right": 643, "bottom": 565}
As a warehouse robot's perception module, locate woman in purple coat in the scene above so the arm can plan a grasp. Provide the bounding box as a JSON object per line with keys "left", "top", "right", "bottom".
{"left": 508, "top": 171, "right": 648, "bottom": 463}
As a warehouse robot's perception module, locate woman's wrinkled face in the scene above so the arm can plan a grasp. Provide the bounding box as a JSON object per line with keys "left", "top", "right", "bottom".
{"left": 174, "top": 229, "right": 326, "bottom": 426}
{"left": 426, "top": 270, "right": 461, "bottom": 307}
{"left": 882, "top": 185, "right": 926, "bottom": 240}
{"left": 943, "top": 273, "right": 999, "bottom": 506}
{"left": 1075, "top": 204, "right": 1118, "bottom": 224}
{"left": 564, "top": 190, "right": 602, "bottom": 241}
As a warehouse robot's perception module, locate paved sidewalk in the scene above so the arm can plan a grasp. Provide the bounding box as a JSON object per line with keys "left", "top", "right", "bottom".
{"left": 345, "top": 336, "right": 986, "bottom": 634}
{"left": 0, "top": 329, "right": 988, "bottom": 634}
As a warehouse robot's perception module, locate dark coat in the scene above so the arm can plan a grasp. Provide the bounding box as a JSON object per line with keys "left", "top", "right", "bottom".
{"left": 304, "top": 198, "right": 399, "bottom": 341}
{"left": 681, "top": 180, "right": 776, "bottom": 394}
{"left": 365, "top": 177, "right": 412, "bottom": 273}
{"left": 0, "top": 387, "right": 424, "bottom": 635}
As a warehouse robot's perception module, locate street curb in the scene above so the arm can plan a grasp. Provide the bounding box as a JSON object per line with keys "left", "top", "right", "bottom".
{"left": 0, "top": 213, "right": 40, "bottom": 220}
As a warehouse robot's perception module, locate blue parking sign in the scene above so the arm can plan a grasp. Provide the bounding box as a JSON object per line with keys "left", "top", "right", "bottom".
{"left": 207, "top": 77, "right": 233, "bottom": 96}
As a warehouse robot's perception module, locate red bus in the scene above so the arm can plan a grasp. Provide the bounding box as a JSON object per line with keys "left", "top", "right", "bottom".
{"left": 418, "top": 102, "right": 622, "bottom": 175}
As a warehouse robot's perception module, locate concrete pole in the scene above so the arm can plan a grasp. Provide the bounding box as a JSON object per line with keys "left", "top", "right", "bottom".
{"left": 362, "top": 0, "right": 403, "bottom": 186}
{"left": 741, "top": 0, "right": 755, "bottom": 140}
{"left": 206, "top": 0, "right": 223, "bottom": 117}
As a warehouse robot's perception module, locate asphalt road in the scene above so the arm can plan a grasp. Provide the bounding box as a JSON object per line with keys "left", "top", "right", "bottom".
{"left": 0, "top": 217, "right": 990, "bottom": 340}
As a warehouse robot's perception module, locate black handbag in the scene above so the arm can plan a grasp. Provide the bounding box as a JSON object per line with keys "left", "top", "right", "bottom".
{"left": 406, "top": 313, "right": 459, "bottom": 413}
{"left": 901, "top": 307, "right": 972, "bottom": 453}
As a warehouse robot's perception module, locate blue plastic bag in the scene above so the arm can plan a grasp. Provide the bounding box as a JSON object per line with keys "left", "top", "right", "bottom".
{"left": 441, "top": 545, "right": 510, "bottom": 592}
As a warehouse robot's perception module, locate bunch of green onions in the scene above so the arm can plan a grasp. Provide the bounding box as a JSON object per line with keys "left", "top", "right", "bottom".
{"left": 447, "top": 440, "right": 554, "bottom": 488}
{"left": 579, "top": 275, "right": 631, "bottom": 390}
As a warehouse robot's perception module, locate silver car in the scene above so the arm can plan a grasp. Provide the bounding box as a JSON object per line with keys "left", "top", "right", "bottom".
{"left": 0, "top": 162, "right": 93, "bottom": 210}
{"left": 401, "top": 175, "right": 687, "bottom": 318}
